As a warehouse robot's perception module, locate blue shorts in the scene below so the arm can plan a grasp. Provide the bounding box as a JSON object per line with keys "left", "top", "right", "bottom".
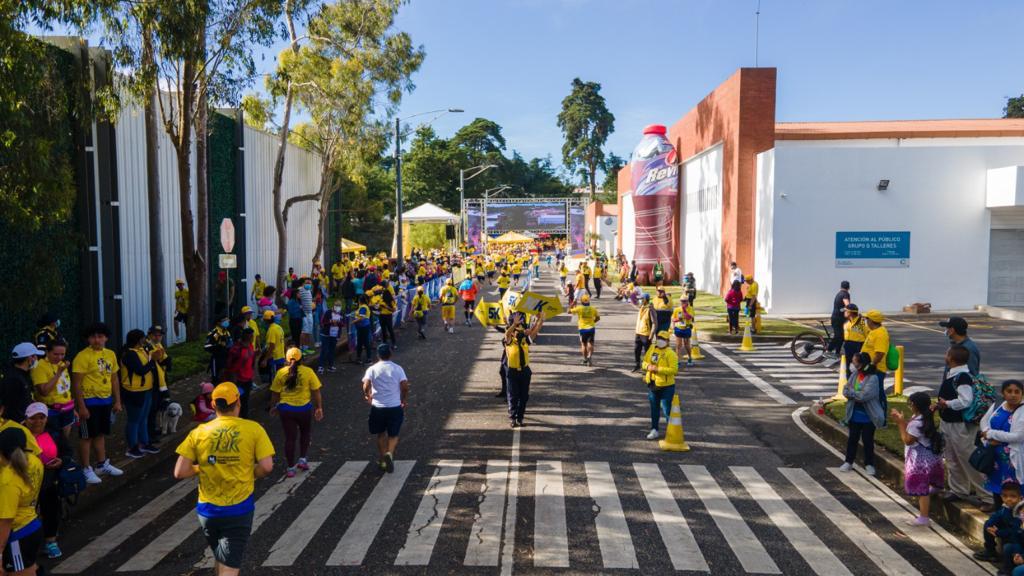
{"left": 368, "top": 405, "right": 404, "bottom": 437}
{"left": 674, "top": 328, "right": 692, "bottom": 339}
{"left": 579, "top": 328, "right": 595, "bottom": 344}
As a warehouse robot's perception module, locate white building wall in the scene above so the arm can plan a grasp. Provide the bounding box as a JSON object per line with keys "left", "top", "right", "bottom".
{"left": 621, "top": 195, "right": 635, "bottom": 262}
{"left": 766, "top": 138, "right": 1024, "bottom": 314}
{"left": 754, "top": 148, "right": 775, "bottom": 310}
{"left": 597, "top": 215, "right": 617, "bottom": 257}
{"left": 115, "top": 101, "right": 196, "bottom": 344}
{"left": 243, "top": 125, "right": 322, "bottom": 292}
{"left": 682, "top": 143, "right": 723, "bottom": 294}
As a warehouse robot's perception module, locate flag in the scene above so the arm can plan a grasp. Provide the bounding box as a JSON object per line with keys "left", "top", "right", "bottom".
{"left": 474, "top": 299, "right": 506, "bottom": 327}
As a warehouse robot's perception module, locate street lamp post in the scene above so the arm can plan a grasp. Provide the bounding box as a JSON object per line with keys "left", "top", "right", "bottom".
{"left": 458, "top": 163, "right": 497, "bottom": 245}
{"left": 394, "top": 108, "right": 463, "bottom": 266}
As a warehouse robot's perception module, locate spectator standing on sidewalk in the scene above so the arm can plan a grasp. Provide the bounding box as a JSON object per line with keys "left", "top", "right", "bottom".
{"left": 729, "top": 261, "right": 743, "bottom": 285}
{"left": 2, "top": 343, "right": 42, "bottom": 423}
{"left": 839, "top": 351, "right": 885, "bottom": 476}
{"left": 33, "top": 313, "right": 62, "bottom": 351}
{"left": 860, "top": 310, "right": 890, "bottom": 389}
{"left": 828, "top": 281, "right": 851, "bottom": 357}
{"left": 224, "top": 329, "right": 257, "bottom": 418}
{"left": 119, "top": 329, "right": 159, "bottom": 459}
{"left": 633, "top": 294, "right": 656, "bottom": 372}
{"left": 142, "top": 326, "right": 171, "bottom": 445}
{"left": 30, "top": 339, "right": 74, "bottom": 438}
{"left": 842, "top": 304, "right": 869, "bottom": 366}
{"left": 319, "top": 303, "right": 345, "bottom": 373}
{"left": 204, "top": 317, "right": 232, "bottom": 382}
{"left": 936, "top": 346, "right": 991, "bottom": 509}
{"left": 71, "top": 323, "right": 123, "bottom": 484}
{"left": 979, "top": 379, "right": 1024, "bottom": 509}
{"left": 724, "top": 281, "right": 743, "bottom": 335}
{"left": 23, "top": 402, "right": 69, "bottom": 559}
{"left": 940, "top": 316, "right": 981, "bottom": 377}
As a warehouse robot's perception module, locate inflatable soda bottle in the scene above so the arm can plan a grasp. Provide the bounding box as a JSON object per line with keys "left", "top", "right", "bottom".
{"left": 630, "top": 124, "right": 678, "bottom": 284}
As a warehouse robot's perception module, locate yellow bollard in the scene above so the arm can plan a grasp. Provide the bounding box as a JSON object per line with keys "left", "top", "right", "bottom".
{"left": 894, "top": 345, "right": 905, "bottom": 396}
{"left": 689, "top": 328, "right": 705, "bottom": 361}
{"left": 832, "top": 354, "right": 848, "bottom": 401}
{"left": 659, "top": 394, "right": 690, "bottom": 452}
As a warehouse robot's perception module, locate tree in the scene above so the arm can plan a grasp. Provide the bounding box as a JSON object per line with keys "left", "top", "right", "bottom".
{"left": 557, "top": 78, "right": 615, "bottom": 196}
{"left": 402, "top": 125, "right": 460, "bottom": 211}
{"left": 452, "top": 117, "right": 506, "bottom": 155}
{"left": 1005, "top": 95, "right": 1024, "bottom": 118}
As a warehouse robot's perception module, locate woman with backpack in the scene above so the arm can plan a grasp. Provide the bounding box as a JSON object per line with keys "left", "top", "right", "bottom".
{"left": 839, "top": 352, "right": 885, "bottom": 476}
{"left": 979, "top": 379, "right": 1024, "bottom": 510}
{"left": 936, "top": 346, "right": 993, "bottom": 510}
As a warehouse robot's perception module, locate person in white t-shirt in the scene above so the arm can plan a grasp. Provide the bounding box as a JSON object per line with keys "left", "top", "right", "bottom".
{"left": 362, "top": 344, "right": 409, "bottom": 473}
{"left": 729, "top": 261, "right": 744, "bottom": 285}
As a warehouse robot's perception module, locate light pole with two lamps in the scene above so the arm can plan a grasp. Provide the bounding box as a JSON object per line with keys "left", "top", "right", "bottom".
{"left": 394, "top": 107, "right": 463, "bottom": 265}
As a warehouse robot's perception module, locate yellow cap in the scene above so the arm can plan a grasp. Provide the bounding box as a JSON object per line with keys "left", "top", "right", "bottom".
{"left": 240, "top": 305, "right": 252, "bottom": 314}
{"left": 745, "top": 274, "right": 753, "bottom": 281}
{"left": 262, "top": 310, "right": 275, "bottom": 321}
{"left": 286, "top": 347, "right": 303, "bottom": 362}
{"left": 865, "top": 309, "right": 885, "bottom": 323}
{"left": 176, "top": 278, "right": 185, "bottom": 285}
{"left": 212, "top": 382, "right": 240, "bottom": 405}
{"left": 580, "top": 294, "right": 590, "bottom": 304}
{"left": 656, "top": 330, "right": 672, "bottom": 340}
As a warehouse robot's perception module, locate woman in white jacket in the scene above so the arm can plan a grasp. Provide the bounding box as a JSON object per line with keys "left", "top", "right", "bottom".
{"left": 980, "top": 379, "right": 1024, "bottom": 508}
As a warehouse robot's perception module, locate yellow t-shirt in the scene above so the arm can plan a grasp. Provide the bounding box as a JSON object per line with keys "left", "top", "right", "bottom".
{"left": 497, "top": 275, "right": 511, "bottom": 289}
{"left": 672, "top": 305, "right": 694, "bottom": 330}
{"left": 264, "top": 323, "right": 286, "bottom": 362}
{"left": 176, "top": 416, "right": 275, "bottom": 516}
{"left": 440, "top": 286, "right": 458, "bottom": 306}
{"left": 331, "top": 262, "right": 345, "bottom": 280}
{"left": 271, "top": 365, "right": 322, "bottom": 408}
{"left": 844, "top": 316, "right": 869, "bottom": 343}
{"left": 571, "top": 305, "right": 600, "bottom": 330}
{"left": 0, "top": 454, "right": 43, "bottom": 533}
{"left": 559, "top": 266, "right": 567, "bottom": 278}
{"left": 746, "top": 281, "right": 760, "bottom": 301}
{"left": 861, "top": 325, "right": 891, "bottom": 373}
{"left": 505, "top": 330, "right": 530, "bottom": 369}
{"left": 31, "top": 358, "right": 72, "bottom": 406}
{"left": 247, "top": 319, "right": 261, "bottom": 348}
{"left": 119, "top": 347, "right": 154, "bottom": 393}
{"left": 251, "top": 280, "right": 267, "bottom": 301}
{"left": 0, "top": 420, "right": 40, "bottom": 456}
{"left": 72, "top": 347, "right": 117, "bottom": 401}
{"left": 175, "top": 288, "right": 189, "bottom": 314}
{"left": 412, "top": 294, "right": 430, "bottom": 318}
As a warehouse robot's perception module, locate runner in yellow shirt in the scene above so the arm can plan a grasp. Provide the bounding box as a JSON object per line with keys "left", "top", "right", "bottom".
{"left": 496, "top": 270, "right": 511, "bottom": 299}
{"left": 261, "top": 311, "right": 287, "bottom": 381}
{"left": 439, "top": 279, "right": 459, "bottom": 334}
{"left": 569, "top": 294, "right": 601, "bottom": 366}
{"left": 671, "top": 295, "right": 696, "bottom": 367}
{"left": 411, "top": 287, "right": 431, "bottom": 339}
{"left": 271, "top": 348, "right": 324, "bottom": 477}
{"left": 175, "top": 383, "right": 274, "bottom": 576}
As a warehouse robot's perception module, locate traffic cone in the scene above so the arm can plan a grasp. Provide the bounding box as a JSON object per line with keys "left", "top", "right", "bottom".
{"left": 831, "top": 355, "right": 848, "bottom": 401}
{"left": 738, "top": 325, "right": 756, "bottom": 352}
{"left": 659, "top": 394, "right": 690, "bottom": 452}
{"left": 689, "top": 328, "right": 705, "bottom": 361}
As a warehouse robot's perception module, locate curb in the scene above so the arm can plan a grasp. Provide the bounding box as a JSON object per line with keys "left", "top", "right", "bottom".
{"left": 802, "top": 405, "right": 987, "bottom": 545}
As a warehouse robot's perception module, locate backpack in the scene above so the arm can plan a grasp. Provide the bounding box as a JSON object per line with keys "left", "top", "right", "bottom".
{"left": 58, "top": 459, "right": 88, "bottom": 504}
{"left": 962, "top": 373, "right": 997, "bottom": 424}
{"left": 885, "top": 343, "right": 900, "bottom": 371}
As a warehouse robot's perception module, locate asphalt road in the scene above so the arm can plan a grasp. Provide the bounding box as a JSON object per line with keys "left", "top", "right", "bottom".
{"left": 47, "top": 273, "right": 1000, "bottom": 576}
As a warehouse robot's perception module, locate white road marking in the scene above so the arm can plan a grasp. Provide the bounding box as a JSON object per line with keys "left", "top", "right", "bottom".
{"left": 731, "top": 466, "right": 852, "bottom": 576}
{"left": 702, "top": 343, "right": 797, "bottom": 405}
{"left": 788, "top": 382, "right": 841, "bottom": 389}
{"left": 263, "top": 461, "right": 366, "bottom": 566}
{"left": 680, "top": 465, "right": 777, "bottom": 574}
{"left": 465, "top": 460, "right": 509, "bottom": 566}
{"left": 780, "top": 467, "right": 920, "bottom": 576}
{"left": 533, "top": 460, "right": 569, "bottom": 567}
{"left": 194, "top": 462, "right": 321, "bottom": 569}
{"left": 586, "top": 461, "right": 639, "bottom": 569}
{"left": 54, "top": 479, "right": 196, "bottom": 574}
{"left": 830, "top": 469, "right": 991, "bottom": 576}
{"left": 395, "top": 460, "right": 463, "bottom": 566}
{"left": 633, "top": 463, "right": 707, "bottom": 572}
{"left": 327, "top": 461, "right": 416, "bottom": 565}
{"left": 500, "top": 428, "right": 521, "bottom": 576}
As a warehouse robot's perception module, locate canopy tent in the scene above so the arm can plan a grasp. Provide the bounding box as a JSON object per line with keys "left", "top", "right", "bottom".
{"left": 490, "top": 231, "right": 535, "bottom": 244}
{"left": 340, "top": 238, "right": 366, "bottom": 254}
{"left": 402, "top": 202, "right": 458, "bottom": 223}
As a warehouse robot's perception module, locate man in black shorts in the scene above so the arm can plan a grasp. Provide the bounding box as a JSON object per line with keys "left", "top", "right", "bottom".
{"left": 362, "top": 345, "right": 409, "bottom": 473}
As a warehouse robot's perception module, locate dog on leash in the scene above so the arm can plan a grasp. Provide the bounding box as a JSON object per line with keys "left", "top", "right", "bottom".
{"left": 159, "top": 401, "right": 183, "bottom": 434}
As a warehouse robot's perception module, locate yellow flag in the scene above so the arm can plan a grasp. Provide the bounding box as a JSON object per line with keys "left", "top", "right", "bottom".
{"left": 514, "top": 291, "right": 564, "bottom": 319}
{"left": 474, "top": 299, "right": 506, "bottom": 327}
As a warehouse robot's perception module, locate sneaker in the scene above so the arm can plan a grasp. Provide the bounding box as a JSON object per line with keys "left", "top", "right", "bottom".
{"left": 510, "top": 420, "right": 518, "bottom": 428}
{"left": 45, "top": 541, "right": 62, "bottom": 559}
{"left": 97, "top": 459, "right": 124, "bottom": 476}
{"left": 297, "top": 458, "right": 310, "bottom": 471}
{"left": 378, "top": 459, "right": 387, "bottom": 472}
{"left": 125, "top": 447, "right": 144, "bottom": 459}
{"left": 83, "top": 466, "right": 102, "bottom": 485}
{"left": 686, "top": 359, "right": 694, "bottom": 367}
{"left": 864, "top": 465, "right": 876, "bottom": 477}
{"left": 384, "top": 452, "right": 395, "bottom": 474}
{"left": 141, "top": 443, "right": 160, "bottom": 454}
{"left": 329, "top": 366, "right": 337, "bottom": 373}
{"left": 286, "top": 467, "right": 297, "bottom": 479}
{"left": 516, "top": 419, "right": 524, "bottom": 428}
{"left": 646, "top": 429, "right": 659, "bottom": 440}
{"left": 317, "top": 367, "right": 325, "bottom": 374}
{"left": 906, "top": 516, "right": 930, "bottom": 527}
{"left": 838, "top": 462, "right": 853, "bottom": 472}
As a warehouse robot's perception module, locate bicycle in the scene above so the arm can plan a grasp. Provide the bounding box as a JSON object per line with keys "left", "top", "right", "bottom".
{"left": 789, "top": 320, "right": 833, "bottom": 365}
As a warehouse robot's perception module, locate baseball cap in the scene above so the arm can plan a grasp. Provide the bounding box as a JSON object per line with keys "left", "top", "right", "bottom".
{"left": 656, "top": 330, "right": 671, "bottom": 340}
{"left": 212, "top": 382, "right": 240, "bottom": 408}
{"left": 262, "top": 310, "right": 276, "bottom": 321}
{"left": 580, "top": 294, "right": 590, "bottom": 304}
{"left": 24, "top": 402, "right": 48, "bottom": 419}
{"left": 148, "top": 325, "right": 165, "bottom": 335}
{"left": 11, "top": 342, "right": 44, "bottom": 360}
{"left": 641, "top": 293, "right": 651, "bottom": 301}
{"left": 286, "top": 347, "right": 303, "bottom": 362}
{"left": 241, "top": 305, "right": 252, "bottom": 314}
{"left": 864, "top": 309, "right": 885, "bottom": 323}
{"left": 842, "top": 303, "right": 859, "bottom": 312}
{"left": 939, "top": 316, "right": 968, "bottom": 334}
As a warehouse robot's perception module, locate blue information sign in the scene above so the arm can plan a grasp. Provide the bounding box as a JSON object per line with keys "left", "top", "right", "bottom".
{"left": 835, "top": 231, "right": 910, "bottom": 268}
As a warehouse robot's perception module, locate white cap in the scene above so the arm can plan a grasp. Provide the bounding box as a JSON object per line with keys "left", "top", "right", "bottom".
{"left": 11, "top": 342, "right": 44, "bottom": 360}
{"left": 25, "top": 402, "right": 48, "bottom": 418}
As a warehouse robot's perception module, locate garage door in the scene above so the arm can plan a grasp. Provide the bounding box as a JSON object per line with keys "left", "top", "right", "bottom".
{"left": 988, "top": 229, "right": 1024, "bottom": 306}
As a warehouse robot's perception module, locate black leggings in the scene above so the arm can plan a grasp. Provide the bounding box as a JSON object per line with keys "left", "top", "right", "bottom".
{"left": 279, "top": 409, "right": 312, "bottom": 467}
{"left": 594, "top": 278, "right": 602, "bottom": 298}
{"left": 40, "top": 481, "right": 60, "bottom": 538}
{"left": 634, "top": 335, "right": 650, "bottom": 367}
{"left": 845, "top": 421, "right": 876, "bottom": 466}
{"left": 356, "top": 326, "right": 372, "bottom": 361}
{"left": 379, "top": 315, "right": 395, "bottom": 344}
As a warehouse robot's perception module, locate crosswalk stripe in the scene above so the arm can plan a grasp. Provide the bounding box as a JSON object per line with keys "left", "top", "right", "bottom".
{"left": 117, "top": 501, "right": 202, "bottom": 571}
{"left": 802, "top": 392, "right": 837, "bottom": 398}
{"left": 767, "top": 372, "right": 833, "bottom": 379}
{"left": 633, "top": 463, "right": 706, "bottom": 572}
{"left": 53, "top": 479, "right": 196, "bottom": 574}
{"left": 702, "top": 344, "right": 797, "bottom": 405}
{"left": 730, "top": 467, "right": 852, "bottom": 576}
{"left": 327, "top": 461, "right": 416, "bottom": 565}
{"left": 195, "top": 462, "right": 321, "bottom": 569}
{"left": 680, "top": 465, "right": 778, "bottom": 574}
{"left": 829, "top": 469, "right": 991, "bottom": 576}
{"left": 779, "top": 468, "right": 921, "bottom": 576}
{"left": 586, "top": 461, "right": 639, "bottom": 569}
{"left": 789, "top": 383, "right": 839, "bottom": 389}
{"left": 465, "top": 460, "right": 509, "bottom": 566}
{"left": 533, "top": 460, "right": 569, "bottom": 567}
{"left": 263, "top": 461, "right": 366, "bottom": 567}
{"left": 395, "top": 460, "right": 463, "bottom": 566}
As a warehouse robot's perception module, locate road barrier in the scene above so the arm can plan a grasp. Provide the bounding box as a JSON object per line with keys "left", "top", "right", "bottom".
{"left": 832, "top": 355, "right": 848, "bottom": 401}
{"left": 894, "top": 345, "right": 905, "bottom": 396}
{"left": 659, "top": 394, "right": 690, "bottom": 452}
{"left": 738, "top": 325, "right": 756, "bottom": 352}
